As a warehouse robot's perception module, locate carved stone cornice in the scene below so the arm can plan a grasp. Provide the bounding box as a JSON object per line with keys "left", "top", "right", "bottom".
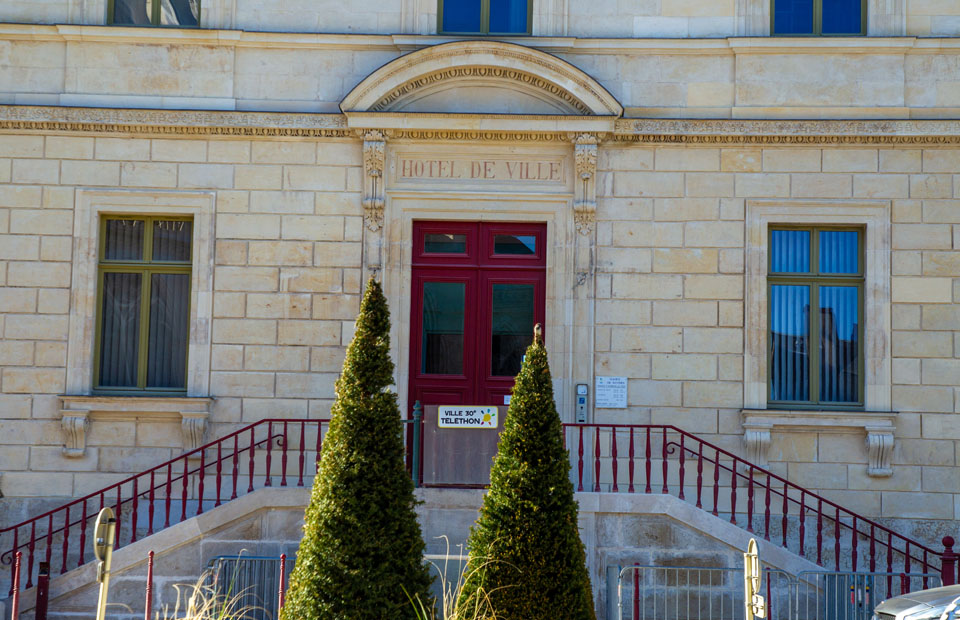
{"left": 5, "top": 106, "right": 960, "bottom": 145}
{"left": 362, "top": 129, "right": 386, "bottom": 232}
{"left": 341, "top": 40, "right": 623, "bottom": 116}
{"left": 0, "top": 105, "right": 350, "bottom": 138}
{"left": 371, "top": 66, "right": 592, "bottom": 115}
{"left": 614, "top": 118, "right": 960, "bottom": 145}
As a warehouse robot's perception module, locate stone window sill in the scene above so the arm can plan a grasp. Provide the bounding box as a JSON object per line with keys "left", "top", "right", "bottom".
{"left": 741, "top": 408, "right": 897, "bottom": 478}
{"left": 59, "top": 395, "right": 214, "bottom": 457}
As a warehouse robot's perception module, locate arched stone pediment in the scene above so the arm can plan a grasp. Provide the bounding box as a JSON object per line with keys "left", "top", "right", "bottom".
{"left": 341, "top": 41, "right": 622, "bottom": 117}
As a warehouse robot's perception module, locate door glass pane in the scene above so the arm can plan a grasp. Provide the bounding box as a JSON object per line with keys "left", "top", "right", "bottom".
{"left": 442, "top": 0, "right": 482, "bottom": 32}
{"left": 819, "top": 286, "right": 859, "bottom": 403}
{"left": 104, "top": 220, "right": 144, "bottom": 261}
{"left": 773, "top": 0, "right": 814, "bottom": 34}
{"left": 159, "top": 0, "right": 199, "bottom": 25}
{"left": 490, "top": 0, "right": 528, "bottom": 33}
{"left": 491, "top": 284, "right": 534, "bottom": 377}
{"left": 113, "top": 0, "right": 153, "bottom": 24}
{"left": 147, "top": 273, "right": 190, "bottom": 389}
{"left": 99, "top": 272, "right": 142, "bottom": 387}
{"left": 819, "top": 230, "right": 859, "bottom": 274}
{"left": 822, "top": 0, "right": 861, "bottom": 33}
{"left": 770, "top": 229, "right": 810, "bottom": 273}
{"left": 153, "top": 220, "right": 193, "bottom": 262}
{"left": 424, "top": 234, "right": 467, "bottom": 254}
{"left": 422, "top": 282, "right": 465, "bottom": 375}
{"left": 493, "top": 234, "right": 536, "bottom": 255}
{"left": 769, "top": 285, "right": 810, "bottom": 402}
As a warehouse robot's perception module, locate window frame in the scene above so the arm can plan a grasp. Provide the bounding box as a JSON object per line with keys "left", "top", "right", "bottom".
{"left": 107, "top": 0, "right": 201, "bottom": 27}
{"left": 94, "top": 215, "right": 193, "bottom": 395}
{"left": 770, "top": 0, "right": 866, "bottom": 36}
{"left": 766, "top": 225, "right": 865, "bottom": 410}
{"left": 437, "top": 0, "right": 533, "bottom": 36}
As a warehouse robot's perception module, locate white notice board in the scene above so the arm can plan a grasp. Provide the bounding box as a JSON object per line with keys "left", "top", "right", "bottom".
{"left": 595, "top": 376, "right": 628, "bottom": 408}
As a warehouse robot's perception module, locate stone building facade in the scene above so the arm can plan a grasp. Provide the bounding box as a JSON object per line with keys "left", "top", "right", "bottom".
{"left": 1, "top": 0, "right": 960, "bottom": 555}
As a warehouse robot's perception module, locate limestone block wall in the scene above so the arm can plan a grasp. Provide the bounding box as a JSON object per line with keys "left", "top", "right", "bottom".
{"left": 4, "top": 0, "right": 960, "bottom": 36}
{"left": 3, "top": 30, "right": 960, "bottom": 119}
{"left": 0, "top": 130, "right": 958, "bottom": 536}
{"left": 594, "top": 143, "right": 960, "bottom": 521}
{"left": 0, "top": 133, "right": 363, "bottom": 508}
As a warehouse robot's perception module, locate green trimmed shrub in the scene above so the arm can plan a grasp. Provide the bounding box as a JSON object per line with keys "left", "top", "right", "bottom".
{"left": 456, "top": 326, "right": 595, "bottom": 619}
{"left": 280, "top": 278, "right": 433, "bottom": 620}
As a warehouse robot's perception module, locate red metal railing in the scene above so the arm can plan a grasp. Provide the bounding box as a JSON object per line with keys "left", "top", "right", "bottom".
{"left": 1, "top": 419, "right": 331, "bottom": 596}
{"left": 3, "top": 419, "right": 955, "bottom": 599}
{"left": 562, "top": 423, "right": 952, "bottom": 585}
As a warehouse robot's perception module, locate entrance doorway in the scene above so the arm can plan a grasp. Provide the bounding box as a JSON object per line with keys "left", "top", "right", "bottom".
{"left": 408, "top": 221, "right": 546, "bottom": 485}
{"left": 409, "top": 221, "right": 546, "bottom": 409}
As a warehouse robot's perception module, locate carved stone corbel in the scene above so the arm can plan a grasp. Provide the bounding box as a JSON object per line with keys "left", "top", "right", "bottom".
{"left": 742, "top": 424, "right": 772, "bottom": 470}
{"left": 866, "top": 428, "right": 894, "bottom": 477}
{"left": 180, "top": 412, "right": 209, "bottom": 454}
{"left": 362, "top": 130, "right": 386, "bottom": 233}
{"left": 61, "top": 410, "right": 90, "bottom": 458}
{"left": 572, "top": 133, "right": 598, "bottom": 236}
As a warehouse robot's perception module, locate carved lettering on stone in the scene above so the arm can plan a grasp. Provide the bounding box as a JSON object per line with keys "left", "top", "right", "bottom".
{"left": 362, "top": 130, "right": 386, "bottom": 232}
{"left": 572, "top": 133, "right": 598, "bottom": 235}
{"left": 61, "top": 410, "right": 90, "bottom": 458}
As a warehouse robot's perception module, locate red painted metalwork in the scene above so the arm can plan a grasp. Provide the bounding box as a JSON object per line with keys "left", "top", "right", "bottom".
{"left": 632, "top": 565, "right": 639, "bottom": 619}
{"left": 35, "top": 562, "right": 49, "bottom": 620}
{"left": 10, "top": 552, "right": 21, "bottom": 619}
{"left": 559, "top": 423, "right": 944, "bottom": 582}
{"left": 576, "top": 426, "right": 584, "bottom": 492}
{"left": 197, "top": 449, "right": 206, "bottom": 516}
{"left": 593, "top": 429, "right": 601, "bottom": 493}
{"left": 144, "top": 551, "right": 154, "bottom": 620}
{"left": 677, "top": 435, "right": 685, "bottom": 501}
{"left": 0, "top": 418, "right": 329, "bottom": 591}
{"left": 943, "top": 537, "right": 957, "bottom": 586}
{"left": 278, "top": 553, "right": 287, "bottom": 609}
{"left": 644, "top": 428, "right": 652, "bottom": 494}
{"left": 215, "top": 442, "right": 223, "bottom": 507}
{"left": 281, "top": 421, "right": 289, "bottom": 487}
{"left": 131, "top": 479, "right": 139, "bottom": 543}
{"left": 264, "top": 422, "right": 274, "bottom": 487}
{"left": 763, "top": 479, "right": 771, "bottom": 541}
{"left": 0, "top": 419, "right": 951, "bottom": 592}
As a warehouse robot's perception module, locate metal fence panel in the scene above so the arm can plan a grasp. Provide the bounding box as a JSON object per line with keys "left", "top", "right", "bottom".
{"left": 615, "top": 565, "right": 941, "bottom": 620}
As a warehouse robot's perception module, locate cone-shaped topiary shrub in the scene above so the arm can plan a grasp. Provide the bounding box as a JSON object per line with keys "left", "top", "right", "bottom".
{"left": 456, "top": 325, "right": 596, "bottom": 620}
{"left": 280, "top": 278, "right": 433, "bottom": 620}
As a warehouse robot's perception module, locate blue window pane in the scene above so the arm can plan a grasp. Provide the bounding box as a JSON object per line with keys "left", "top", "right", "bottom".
{"left": 822, "top": 0, "right": 862, "bottom": 34}
{"left": 819, "top": 286, "right": 859, "bottom": 403}
{"left": 770, "top": 285, "right": 810, "bottom": 402}
{"left": 771, "top": 229, "right": 810, "bottom": 273}
{"left": 819, "top": 231, "right": 859, "bottom": 273}
{"left": 490, "top": 0, "right": 528, "bottom": 33}
{"left": 113, "top": 0, "right": 153, "bottom": 24}
{"left": 774, "top": 0, "right": 814, "bottom": 34}
{"left": 443, "top": 0, "right": 482, "bottom": 32}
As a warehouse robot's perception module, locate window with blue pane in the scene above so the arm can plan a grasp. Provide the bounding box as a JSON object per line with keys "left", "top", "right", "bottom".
{"left": 440, "top": 0, "right": 530, "bottom": 34}
{"left": 772, "top": 0, "right": 864, "bottom": 35}
{"left": 768, "top": 227, "right": 863, "bottom": 408}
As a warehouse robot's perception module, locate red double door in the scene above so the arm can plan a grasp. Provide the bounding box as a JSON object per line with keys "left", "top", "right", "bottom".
{"left": 409, "top": 221, "right": 546, "bottom": 411}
